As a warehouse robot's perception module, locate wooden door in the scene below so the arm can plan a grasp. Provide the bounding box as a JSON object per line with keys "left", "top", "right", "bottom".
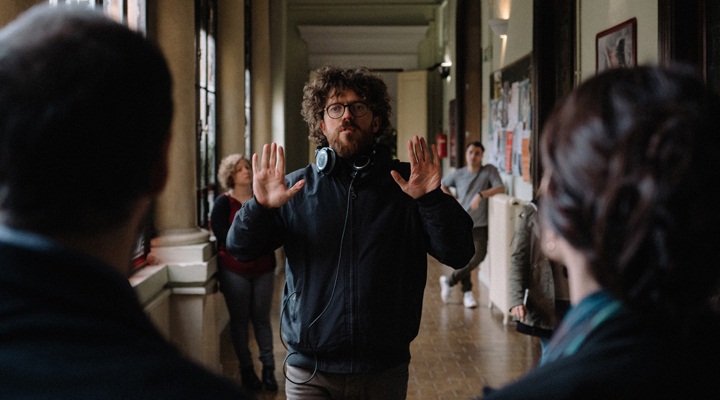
{"left": 396, "top": 70, "right": 428, "bottom": 162}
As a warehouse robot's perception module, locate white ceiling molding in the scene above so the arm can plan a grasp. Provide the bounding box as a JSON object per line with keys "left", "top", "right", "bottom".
{"left": 298, "top": 25, "right": 429, "bottom": 70}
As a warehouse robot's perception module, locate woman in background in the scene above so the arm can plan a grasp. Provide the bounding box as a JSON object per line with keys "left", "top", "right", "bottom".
{"left": 483, "top": 66, "right": 720, "bottom": 399}
{"left": 211, "top": 154, "right": 278, "bottom": 391}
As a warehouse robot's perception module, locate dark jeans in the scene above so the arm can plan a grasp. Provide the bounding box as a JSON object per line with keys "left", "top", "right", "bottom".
{"left": 217, "top": 268, "right": 275, "bottom": 369}
{"left": 447, "top": 226, "right": 488, "bottom": 292}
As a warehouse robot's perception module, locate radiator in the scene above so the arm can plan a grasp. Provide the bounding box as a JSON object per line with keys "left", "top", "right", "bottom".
{"left": 485, "top": 194, "right": 525, "bottom": 325}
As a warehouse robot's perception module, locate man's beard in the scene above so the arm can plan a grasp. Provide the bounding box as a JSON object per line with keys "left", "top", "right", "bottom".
{"left": 329, "top": 122, "right": 375, "bottom": 159}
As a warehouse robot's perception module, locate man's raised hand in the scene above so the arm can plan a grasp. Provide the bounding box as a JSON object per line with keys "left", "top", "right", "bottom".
{"left": 252, "top": 143, "right": 305, "bottom": 208}
{"left": 390, "top": 136, "right": 442, "bottom": 199}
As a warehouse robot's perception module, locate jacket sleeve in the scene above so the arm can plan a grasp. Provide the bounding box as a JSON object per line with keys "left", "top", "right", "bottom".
{"left": 416, "top": 187, "right": 475, "bottom": 269}
{"left": 508, "top": 204, "right": 533, "bottom": 309}
{"left": 226, "top": 197, "right": 284, "bottom": 262}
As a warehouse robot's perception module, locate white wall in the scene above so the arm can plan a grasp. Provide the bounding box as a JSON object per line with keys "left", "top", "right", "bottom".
{"left": 482, "top": 0, "right": 534, "bottom": 201}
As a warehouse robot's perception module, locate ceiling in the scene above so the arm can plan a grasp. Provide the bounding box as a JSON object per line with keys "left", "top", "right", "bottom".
{"left": 287, "top": 0, "right": 446, "bottom": 71}
{"left": 297, "top": 25, "right": 430, "bottom": 70}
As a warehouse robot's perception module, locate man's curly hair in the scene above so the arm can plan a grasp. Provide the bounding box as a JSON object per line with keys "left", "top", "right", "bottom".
{"left": 301, "top": 66, "right": 393, "bottom": 147}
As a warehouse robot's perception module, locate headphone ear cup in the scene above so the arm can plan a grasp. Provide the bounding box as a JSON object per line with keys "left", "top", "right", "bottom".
{"left": 315, "top": 146, "right": 336, "bottom": 174}
{"left": 350, "top": 154, "right": 371, "bottom": 179}
{"left": 352, "top": 154, "right": 372, "bottom": 171}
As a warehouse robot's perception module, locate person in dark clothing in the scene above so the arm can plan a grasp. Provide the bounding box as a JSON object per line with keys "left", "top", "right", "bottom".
{"left": 0, "top": 5, "right": 250, "bottom": 399}
{"left": 227, "top": 66, "right": 475, "bottom": 399}
{"left": 481, "top": 66, "right": 720, "bottom": 399}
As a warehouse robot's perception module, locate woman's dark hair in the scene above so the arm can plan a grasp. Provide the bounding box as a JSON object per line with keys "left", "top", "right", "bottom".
{"left": 301, "top": 66, "right": 392, "bottom": 147}
{"left": 539, "top": 66, "right": 720, "bottom": 317}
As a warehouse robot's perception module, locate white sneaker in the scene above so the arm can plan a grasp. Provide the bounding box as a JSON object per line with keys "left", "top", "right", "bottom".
{"left": 463, "top": 291, "right": 478, "bottom": 308}
{"left": 439, "top": 276, "right": 451, "bottom": 303}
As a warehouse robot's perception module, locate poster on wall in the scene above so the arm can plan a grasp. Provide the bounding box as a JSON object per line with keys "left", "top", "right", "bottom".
{"left": 596, "top": 18, "right": 637, "bottom": 72}
{"left": 488, "top": 55, "right": 532, "bottom": 181}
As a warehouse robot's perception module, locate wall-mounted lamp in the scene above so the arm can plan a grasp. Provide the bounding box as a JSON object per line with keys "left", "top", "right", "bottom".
{"left": 439, "top": 62, "right": 451, "bottom": 79}
{"left": 428, "top": 62, "right": 452, "bottom": 79}
{"left": 489, "top": 18, "right": 509, "bottom": 38}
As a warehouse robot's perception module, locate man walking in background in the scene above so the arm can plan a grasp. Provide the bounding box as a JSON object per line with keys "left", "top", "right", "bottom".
{"left": 440, "top": 141, "right": 505, "bottom": 308}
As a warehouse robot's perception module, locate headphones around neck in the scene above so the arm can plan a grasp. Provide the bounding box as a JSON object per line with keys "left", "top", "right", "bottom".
{"left": 315, "top": 146, "right": 374, "bottom": 177}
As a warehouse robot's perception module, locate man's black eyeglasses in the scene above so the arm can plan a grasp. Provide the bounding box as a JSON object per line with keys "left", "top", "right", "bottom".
{"left": 325, "top": 102, "right": 369, "bottom": 119}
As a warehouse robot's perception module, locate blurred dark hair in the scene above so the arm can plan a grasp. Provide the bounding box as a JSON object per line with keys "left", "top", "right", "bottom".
{"left": 0, "top": 5, "right": 173, "bottom": 235}
{"left": 539, "top": 66, "right": 720, "bottom": 317}
{"left": 301, "top": 66, "right": 392, "bottom": 147}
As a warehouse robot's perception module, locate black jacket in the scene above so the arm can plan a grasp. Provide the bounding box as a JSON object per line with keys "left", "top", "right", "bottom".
{"left": 227, "top": 144, "right": 474, "bottom": 373}
{"left": 481, "top": 308, "right": 720, "bottom": 399}
{"left": 0, "top": 231, "right": 250, "bottom": 399}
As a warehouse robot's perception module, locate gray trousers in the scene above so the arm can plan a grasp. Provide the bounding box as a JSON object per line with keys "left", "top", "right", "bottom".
{"left": 447, "top": 226, "right": 488, "bottom": 292}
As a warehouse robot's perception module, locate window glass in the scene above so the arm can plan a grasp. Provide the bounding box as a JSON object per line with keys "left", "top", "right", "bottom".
{"left": 196, "top": 0, "right": 217, "bottom": 229}
{"left": 50, "top": 0, "right": 145, "bottom": 34}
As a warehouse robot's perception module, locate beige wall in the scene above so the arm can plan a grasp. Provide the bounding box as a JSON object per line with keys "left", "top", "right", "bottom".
{"left": 578, "top": 0, "right": 658, "bottom": 82}
{"left": 217, "top": 0, "right": 246, "bottom": 159}
{"left": 216, "top": 0, "right": 273, "bottom": 160}
{"left": 502, "top": 0, "right": 533, "bottom": 67}
{"left": 251, "top": 0, "right": 273, "bottom": 155}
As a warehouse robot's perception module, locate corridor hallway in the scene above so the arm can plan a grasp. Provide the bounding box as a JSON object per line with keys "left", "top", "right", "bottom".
{"left": 221, "top": 256, "right": 541, "bottom": 400}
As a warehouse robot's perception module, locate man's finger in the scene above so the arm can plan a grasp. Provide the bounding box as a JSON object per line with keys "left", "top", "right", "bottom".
{"left": 430, "top": 143, "right": 440, "bottom": 165}
{"left": 260, "top": 143, "right": 271, "bottom": 170}
{"left": 390, "top": 170, "right": 407, "bottom": 187}
{"left": 417, "top": 136, "right": 427, "bottom": 162}
{"left": 252, "top": 152, "right": 260, "bottom": 174}
{"left": 269, "top": 142, "right": 277, "bottom": 170}
{"left": 407, "top": 138, "right": 417, "bottom": 165}
{"left": 277, "top": 145, "right": 286, "bottom": 174}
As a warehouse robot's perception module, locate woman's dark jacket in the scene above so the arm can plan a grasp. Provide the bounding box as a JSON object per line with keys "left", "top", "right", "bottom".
{"left": 227, "top": 144, "right": 474, "bottom": 373}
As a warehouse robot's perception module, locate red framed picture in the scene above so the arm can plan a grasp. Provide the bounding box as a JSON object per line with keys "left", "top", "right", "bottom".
{"left": 596, "top": 18, "right": 637, "bottom": 73}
